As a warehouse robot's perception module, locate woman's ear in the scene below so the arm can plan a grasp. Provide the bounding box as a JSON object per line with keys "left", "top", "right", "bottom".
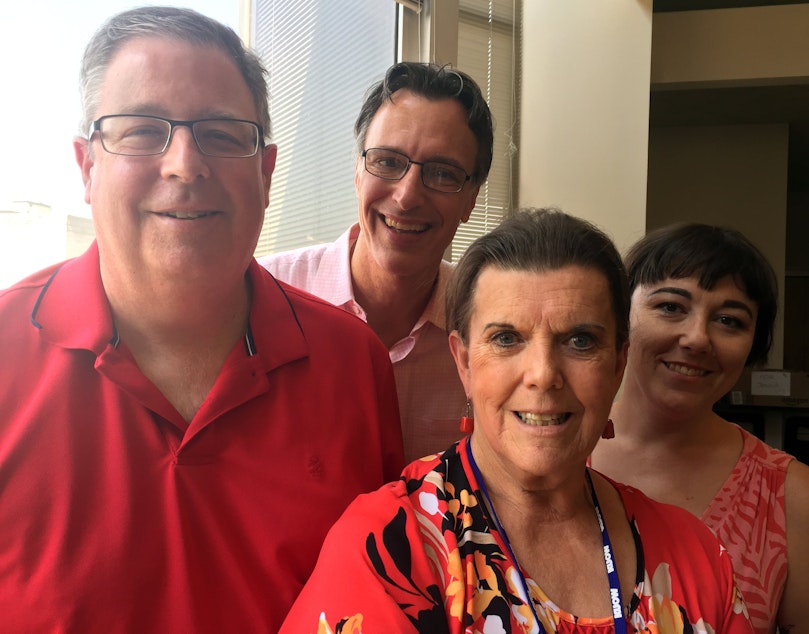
{"left": 616, "top": 341, "right": 629, "bottom": 380}
{"left": 449, "top": 330, "right": 472, "bottom": 395}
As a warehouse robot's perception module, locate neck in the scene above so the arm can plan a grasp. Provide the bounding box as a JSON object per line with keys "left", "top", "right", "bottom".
{"left": 611, "top": 374, "right": 723, "bottom": 448}
{"left": 468, "top": 440, "right": 633, "bottom": 621}
{"left": 468, "top": 437, "right": 594, "bottom": 527}
{"left": 350, "top": 241, "right": 439, "bottom": 348}
{"left": 596, "top": 378, "right": 744, "bottom": 517}
{"left": 101, "top": 265, "right": 252, "bottom": 421}
{"left": 105, "top": 273, "right": 250, "bottom": 346}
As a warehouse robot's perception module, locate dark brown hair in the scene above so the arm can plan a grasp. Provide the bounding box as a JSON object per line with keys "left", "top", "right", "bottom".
{"left": 447, "top": 207, "right": 629, "bottom": 348}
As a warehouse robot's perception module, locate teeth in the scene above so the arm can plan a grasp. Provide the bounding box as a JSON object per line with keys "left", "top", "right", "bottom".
{"left": 517, "top": 412, "right": 566, "bottom": 426}
{"left": 384, "top": 216, "right": 428, "bottom": 233}
{"left": 666, "top": 363, "right": 708, "bottom": 377}
{"left": 161, "top": 211, "right": 212, "bottom": 220}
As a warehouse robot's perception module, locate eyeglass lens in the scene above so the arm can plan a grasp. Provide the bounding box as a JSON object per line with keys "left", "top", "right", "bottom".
{"left": 97, "top": 115, "right": 259, "bottom": 157}
{"left": 363, "top": 148, "right": 468, "bottom": 193}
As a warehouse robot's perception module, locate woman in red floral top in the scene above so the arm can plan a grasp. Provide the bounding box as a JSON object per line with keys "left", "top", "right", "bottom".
{"left": 280, "top": 209, "right": 752, "bottom": 634}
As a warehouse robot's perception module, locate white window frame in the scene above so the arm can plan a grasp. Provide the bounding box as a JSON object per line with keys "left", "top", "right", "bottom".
{"left": 399, "top": 0, "right": 519, "bottom": 262}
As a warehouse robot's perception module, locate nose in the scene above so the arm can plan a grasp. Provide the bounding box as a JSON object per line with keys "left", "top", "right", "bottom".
{"left": 390, "top": 163, "right": 427, "bottom": 211}
{"left": 522, "top": 339, "right": 564, "bottom": 391}
{"left": 679, "top": 315, "right": 712, "bottom": 353}
{"left": 159, "top": 125, "right": 211, "bottom": 182}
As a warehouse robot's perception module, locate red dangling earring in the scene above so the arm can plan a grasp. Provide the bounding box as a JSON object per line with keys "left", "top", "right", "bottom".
{"left": 460, "top": 400, "right": 474, "bottom": 433}
{"left": 601, "top": 418, "right": 615, "bottom": 439}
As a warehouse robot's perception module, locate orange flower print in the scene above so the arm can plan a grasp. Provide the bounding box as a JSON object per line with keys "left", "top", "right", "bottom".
{"left": 501, "top": 566, "right": 554, "bottom": 633}
{"left": 645, "top": 563, "right": 684, "bottom": 633}
{"left": 446, "top": 547, "right": 466, "bottom": 620}
{"left": 445, "top": 482, "right": 479, "bottom": 530}
{"left": 731, "top": 582, "right": 749, "bottom": 619}
{"left": 465, "top": 551, "right": 501, "bottom": 622}
{"left": 637, "top": 563, "right": 721, "bottom": 634}
{"left": 317, "top": 612, "right": 364, "bottom": 634}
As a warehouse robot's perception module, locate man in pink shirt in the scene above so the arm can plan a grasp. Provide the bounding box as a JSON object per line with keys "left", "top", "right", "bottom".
{"left": 261, "top": 62, "right": 494, "bottom": 461}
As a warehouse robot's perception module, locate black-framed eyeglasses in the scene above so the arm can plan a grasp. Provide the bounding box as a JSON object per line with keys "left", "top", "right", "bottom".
{"left": 89, "top": 114, "right": 264, "bottom": 158}
{"left": 361, "top": 147, "right": 471, "bottom": 193}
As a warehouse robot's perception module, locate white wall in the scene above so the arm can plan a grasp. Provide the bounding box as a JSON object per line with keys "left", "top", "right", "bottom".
{"left": 518, "top": 0, "right": 653, "bottom": 254}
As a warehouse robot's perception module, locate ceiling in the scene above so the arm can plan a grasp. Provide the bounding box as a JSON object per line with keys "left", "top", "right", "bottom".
{"left": 649, "top": 1, "right": 809, "bottom": 191}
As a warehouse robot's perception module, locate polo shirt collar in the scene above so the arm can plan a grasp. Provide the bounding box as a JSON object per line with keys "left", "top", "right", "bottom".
{"left": 245, "top": 258, "right": 309, "bottom": 371}
{"left": 31, "top": 243, "right": 309, "bottom": 373}
{"left": 310, "top": 223, "right": 452, "bottom": 333}
{"left": 31, "top": 242, "right": 117, "bottom": 354}
{"left": 303, "top": 224, "right": 357, "bottom": 308}
{"left": 419, "top": 259, "right": 452, "bottom": 333}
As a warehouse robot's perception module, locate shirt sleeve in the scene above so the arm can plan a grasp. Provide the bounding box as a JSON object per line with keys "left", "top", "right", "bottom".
{"left": 279, "top": 484, "right": 445, "bottom": 634}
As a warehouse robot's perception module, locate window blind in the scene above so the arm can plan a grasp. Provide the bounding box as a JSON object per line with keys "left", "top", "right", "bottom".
{"left": 452, "top": 0, "right": 519, "bottom": 261}
{"left": 251, "top": 1, "right": 396, "bottom": 256}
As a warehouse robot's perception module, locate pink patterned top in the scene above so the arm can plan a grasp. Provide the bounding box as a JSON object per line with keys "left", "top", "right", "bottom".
{"left": 702, "top": 426, "right": 793, "bottom": 634}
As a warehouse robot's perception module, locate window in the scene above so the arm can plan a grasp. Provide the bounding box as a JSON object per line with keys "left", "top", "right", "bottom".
{"left": 249, "top": 1, "right": 397, "bottom": 256}
{"left": 397, "top": 0, "right": 519, "bottom": 261}
{"left": 248, "top": 0, "right": 519, "bottom": 259}
{"left": 452, "top": 0, "right": 519, "bottom": 261}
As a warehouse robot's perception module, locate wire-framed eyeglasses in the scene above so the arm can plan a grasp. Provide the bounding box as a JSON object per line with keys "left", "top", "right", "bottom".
{"left": 361, "top": 147, "right": 471, "bottom": 193}
{"left": 89, "top": 114, "right": 264, "bottom": 158}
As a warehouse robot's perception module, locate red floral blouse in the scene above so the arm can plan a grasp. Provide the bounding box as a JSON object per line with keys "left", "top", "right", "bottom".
{"left": 280, "top": 438, "right": 752, "bottom": 634}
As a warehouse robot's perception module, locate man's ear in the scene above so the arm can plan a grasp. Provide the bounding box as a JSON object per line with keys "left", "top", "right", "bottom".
{"left": 461, "top": 184, "right": 480, "bottom": 223}
{"left": 73, "top": 136, "right": 95, "bottom": 205}
{"left": 261, "top": 144, "right": 278, "bottom": 208}
{"left": 354, "top": 155, "right": 363, "bottom": 193}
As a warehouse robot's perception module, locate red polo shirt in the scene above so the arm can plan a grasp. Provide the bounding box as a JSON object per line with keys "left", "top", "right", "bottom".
{"left": 0, "top": 243, "right": 404, "bottom": 633}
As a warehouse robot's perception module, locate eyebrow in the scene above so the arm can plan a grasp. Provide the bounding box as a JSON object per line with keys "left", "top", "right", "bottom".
{"left": 648, "top": 286, "right": 754, "bottom": 318}
{"left": 649, "top": 286, "right": 691, "bottom": 300}
{"left": 720, "top": 300, "right": 755, "bottom": 318}
{"left": 375, "top": 146, "right": 467, "bottom": 170}
{"left": 482, "top": 321, "right": 608, "bottom": 333}
{"left": 120, "top": 104, "right": 243, "bottom": 120}
{"left": 483, "top": 321, "right": 514, "bottom": 330}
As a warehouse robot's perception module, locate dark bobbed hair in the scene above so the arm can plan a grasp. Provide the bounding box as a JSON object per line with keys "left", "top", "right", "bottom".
{"left": 625, "top": 223, "right": 778, "bottom": 366}
{"left": 354, "top": 62, "right": 494, "bottom": 186}
{"left": 79, "top": 6, "right": 270, "bottom": 141}
{"left": 447, "top": 208, "right": 630, "bottom": 349}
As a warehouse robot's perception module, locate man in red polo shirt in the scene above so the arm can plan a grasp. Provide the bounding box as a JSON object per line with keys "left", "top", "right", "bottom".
{"left": 0, "top": 7, "right": 403, "bottom": 632}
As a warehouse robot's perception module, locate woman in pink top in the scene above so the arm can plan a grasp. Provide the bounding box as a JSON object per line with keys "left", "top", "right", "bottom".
{"left": 590, "top": 223, "right": 809, "bottom": 634}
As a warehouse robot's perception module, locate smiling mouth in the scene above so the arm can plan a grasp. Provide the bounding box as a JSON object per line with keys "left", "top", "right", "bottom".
{"left": 157, "top": 211, "right": 218, "bottom": 220}
{"left": 383, "top": 215, "right": 429, "bottom": 233}
{"left": 516, "top": 411, "right": 570, "bottom": 426}
{"left": 664, "top": 362, "right": 709, "bottom": 377}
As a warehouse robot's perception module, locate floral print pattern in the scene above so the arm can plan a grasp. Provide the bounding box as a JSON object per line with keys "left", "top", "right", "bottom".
{"left": 280, "top": 438, "right": 752, "bottom": 634}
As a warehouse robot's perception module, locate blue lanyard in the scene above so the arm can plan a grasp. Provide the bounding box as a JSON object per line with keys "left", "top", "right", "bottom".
{"left": 465, "top": 440, "right": 628, "bottom": 634}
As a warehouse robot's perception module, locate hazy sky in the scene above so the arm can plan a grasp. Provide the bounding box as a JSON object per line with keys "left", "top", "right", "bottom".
{"left": 0, "top": 0, "right": 240, "bottom": 215}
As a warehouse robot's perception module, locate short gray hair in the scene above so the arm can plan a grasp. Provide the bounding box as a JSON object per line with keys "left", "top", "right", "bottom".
{"left": 78, "top": 6, "right": 270, "bottom": 141}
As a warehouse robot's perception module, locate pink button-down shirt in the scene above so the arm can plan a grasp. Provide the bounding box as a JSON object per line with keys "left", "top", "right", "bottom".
{"left": 259, "top": 225, "right": 466, "bottom": 462}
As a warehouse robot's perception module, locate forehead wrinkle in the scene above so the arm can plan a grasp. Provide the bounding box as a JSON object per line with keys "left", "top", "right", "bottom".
{"left": 371, "top": 146, "right": 466, "bottom": 171}
{"left": 106, "top": 102, "right": 245, "bottom": 120}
